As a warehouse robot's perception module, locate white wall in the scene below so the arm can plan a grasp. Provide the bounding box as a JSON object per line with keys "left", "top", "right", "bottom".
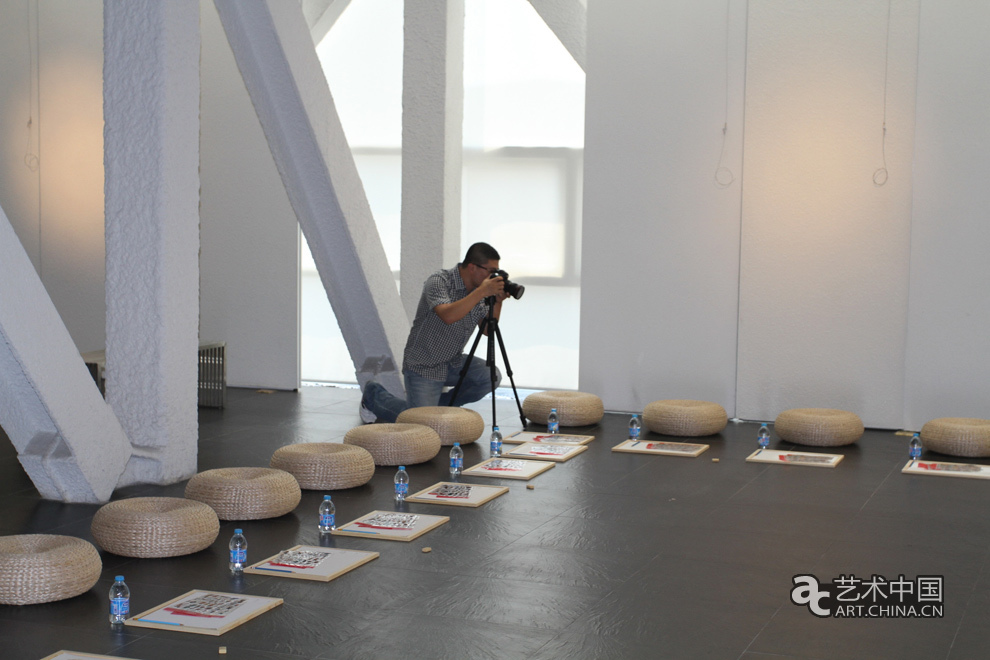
{"left": 580, "top": 0, "right": 746, "bottom": 415}
{"left": 197, "top": 0, "right": 301, "bottom": 390}
{"left": 0, "top": 0, "right": 105, "bottom": 354}
{"left": 735, "top": 0, "right": 919, "bottom": 426}
{"left": 904, "top": 1, "right": 990, "bottom": 430}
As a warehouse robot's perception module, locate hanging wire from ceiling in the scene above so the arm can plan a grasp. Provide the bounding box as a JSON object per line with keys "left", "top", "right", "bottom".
{"left": 24, "top": 0, "right": 40, "bottom": 174}
{"left": 714, "top": 0, "right": 734, "bottom": 189}
{"left": 873, "top": 0, "right": 892, "bottom": 186}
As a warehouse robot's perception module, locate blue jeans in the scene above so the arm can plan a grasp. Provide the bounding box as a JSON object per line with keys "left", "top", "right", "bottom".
{"left": 362, "top": 356, "right": 500, "bottom": 423}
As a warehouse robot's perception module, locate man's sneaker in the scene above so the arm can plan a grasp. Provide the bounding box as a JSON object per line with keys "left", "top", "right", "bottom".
{"left": 359, "top": 382, "right": 378, "bottom": 424}
{"left": 359, "top": 402, "right": 377, "bottom": 424}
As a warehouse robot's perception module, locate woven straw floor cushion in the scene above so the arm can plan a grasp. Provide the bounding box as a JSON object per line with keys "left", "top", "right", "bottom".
{"left": 774, "top": 408, "right": 864, "bottom": 447}
{"left": 344, "top": 423, "right": 441, "bottom": 466}
{"left": 270, "top": 443, "right": 375, "bottom": 490}
{"left": 396, "top": 406, "right": 485, "bottom": 446}
{"left": 0, "top": 534, "right": 102, "bottom": 605}
{"left": 921, "top": 418, "right": 990, "bottom": 457}
{"left": 185, "top": 468, "right": 301, "bottom": 521}
{"left": 643, "top": 400, "right": 728, "bottom": 437}
{"left": 523, "top": 391, "right": 604, "bottom": 427}
{"left": 91, "top": 497, "right": 220, "bottom": 558}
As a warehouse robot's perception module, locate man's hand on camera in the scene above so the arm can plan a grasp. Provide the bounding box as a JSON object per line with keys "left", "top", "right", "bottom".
{"left": 479, "top": 274, "right": 505, "bottom": 300}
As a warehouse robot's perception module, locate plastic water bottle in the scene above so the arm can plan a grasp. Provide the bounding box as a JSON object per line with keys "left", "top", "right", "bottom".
{"left": 318, "top": 495, "right": 336, "bottom": 532}
{"left": 108, "top": 575, "right": 129, "bottom": 624}
{"left": 628, "top": 413, "right": 641, "bottom": 440}
{"left": 909, "top": 432, "right": 922, "bottom": 460}
{"left": 490, "top": 426, "right": 503, "bottom": 457}
{"left": 758, "top": 423, "right": 770, "bottom": 449}
{"left": 394, "top": 466, "right": 409, "bottom": 503}
{"left": 548, "top": 408, "right": 559, "bottom": 434}
{"left": 229, "top": 528, "right": 247, "bottom": 575}
{"left": 449, "top": 442, "right": 464, "bottom": 478}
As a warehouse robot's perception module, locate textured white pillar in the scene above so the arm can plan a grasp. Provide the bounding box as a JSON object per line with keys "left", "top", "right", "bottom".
{"left": 104, "top": 0, "right": 200, "bottom": 486}
{"left": 527, "top": 0, "right": 587, "bottom": 70}
{"left": 214, "top": 0, "right": 408, "bottom": 395}
{"left": 0, "top": 207, "right": 131, "bottom": 503}
{"left": 400, "top": 0, "right": 464, "bottom": 320}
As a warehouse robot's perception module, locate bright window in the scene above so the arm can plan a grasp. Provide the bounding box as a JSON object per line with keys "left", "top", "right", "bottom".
{"left": 303, "top": 0, "right": 584, "bottom": 389}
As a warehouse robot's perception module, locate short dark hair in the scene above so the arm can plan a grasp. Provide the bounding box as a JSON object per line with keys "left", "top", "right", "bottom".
{"left": 463, "top": 242, "right": 500, "bottom": 266}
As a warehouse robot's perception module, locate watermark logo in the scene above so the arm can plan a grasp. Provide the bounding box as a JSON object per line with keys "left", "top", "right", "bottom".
{"left": 790, "top": 574, "right": 944, "bottom": 618}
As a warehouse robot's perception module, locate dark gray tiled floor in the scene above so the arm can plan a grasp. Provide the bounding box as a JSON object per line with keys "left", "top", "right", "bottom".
{"left": 1, "top": 385, "right": 988, "bottom": 659}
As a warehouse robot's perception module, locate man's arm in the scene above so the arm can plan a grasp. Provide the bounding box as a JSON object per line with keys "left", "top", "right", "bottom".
{"left": 434, "top": 276, "right": 505, "bottom": 325}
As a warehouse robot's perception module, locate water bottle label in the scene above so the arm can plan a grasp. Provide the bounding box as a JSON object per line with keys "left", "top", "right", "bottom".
{"left": 111, "top": 597, "right": 129, "bottom": 617}
{"left": 395, "top": 483, "right": 408, "bottom": 496}
{"left": 450, "top": 457, "right": 461, "bottom": 470}
{"left": 456, "top": 457, "right": 463, "bottom": 469}
{"left": 548, "top": 421, "right": 558, "bottom": 433}
{"left": 629, "top": 427, "right": 640, "bottom": 439}
{"left": 320, "top": 514, "right": 335, "bottom": 528}
{"left": 230, "top": 548, "right": 247, "bottom": 563}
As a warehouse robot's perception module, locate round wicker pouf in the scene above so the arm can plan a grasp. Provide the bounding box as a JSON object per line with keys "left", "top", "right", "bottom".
{"left": 185, "top": 468, "right": 301, "bottom": 521}
{"left": 921, "top": 418, "right": 990, "bottom": 457}
{"left": 344, "top": 423, "right": 441, "bottom": 466}
{"left": 91, "top": 497, "right": 219, "bottom": 558}
{"left": 643, "top": 400, "right": 728, "bottom": 437}
{"left": 0, "top": 534, "right": 102, "bottom": 605}
{"left": 270, "top": 443, "right": 375, "bottom": 490}
{"left": 523, "top": 391, "right": 604, "bottom": 427}
{"left": 774, "top": 408, "right": 864, "bottom": 447}
{"left": 396, "top": 406, "right": 485, "bottom": 446}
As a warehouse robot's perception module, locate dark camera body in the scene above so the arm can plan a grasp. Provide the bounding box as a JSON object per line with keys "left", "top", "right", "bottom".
{"left": 492, "top": 269, "right": 525, "bottom": 300}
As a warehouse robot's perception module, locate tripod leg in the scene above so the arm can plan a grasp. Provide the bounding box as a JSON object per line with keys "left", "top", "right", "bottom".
{"left": 447, "top": 318, "right": 487, "bottom": 407}
{"left": 490, "top": 320, "right": 528, "bottom": 428}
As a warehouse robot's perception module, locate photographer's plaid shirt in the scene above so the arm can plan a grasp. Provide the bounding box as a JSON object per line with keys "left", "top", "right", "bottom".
{"left": 403, "top": 264, "right": 488, "bottom": 381}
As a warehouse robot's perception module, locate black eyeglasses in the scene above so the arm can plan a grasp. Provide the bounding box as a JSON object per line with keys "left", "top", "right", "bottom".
{"left": 472, "top": 263, "right": 498, "bottom": 275}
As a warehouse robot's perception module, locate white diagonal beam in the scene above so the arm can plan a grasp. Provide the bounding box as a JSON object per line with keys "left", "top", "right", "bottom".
{"left": 400, "top": 0, "right": 464, "bottom": 319}
{"left": 104, "top": 0, "right": 200, "bottom": 486}
{"left": 304, "top": 0, "right": 352, "bottom": 44}
{"left": 214, "top": 0, "right": 408, "bottom": 393}
{"left": 527, "top": 0, "right": 586, "bottom": 70}
{"left": 0, "top": 207, "right": 131, "bottom": 503}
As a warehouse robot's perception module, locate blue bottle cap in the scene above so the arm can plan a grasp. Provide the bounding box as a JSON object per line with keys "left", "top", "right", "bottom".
{"left": 234, "top": 528, "right": 242, "bottom": 534}
{"left": 324, "top": 494, "right": 331, "bottom": 500}
{"left": 115, "top": 575, "right": 124, "bottom": 581}
{"left": 453, "top": 442, "right": 460, "bottom": 447}
{"left": 399, "top": 466, "right": 406, "bottom": 470}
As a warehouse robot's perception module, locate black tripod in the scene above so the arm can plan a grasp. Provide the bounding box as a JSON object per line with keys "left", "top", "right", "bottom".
{"left": 447, "top": 296, "right": 527, "bottom": 428}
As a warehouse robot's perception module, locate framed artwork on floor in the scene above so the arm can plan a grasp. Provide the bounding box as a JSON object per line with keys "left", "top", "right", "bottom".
{"left": 244, "top": 545, "right": 378, "bottom": 581}
{"left": 125, "top": 590, "right": 282, "bottom": 636}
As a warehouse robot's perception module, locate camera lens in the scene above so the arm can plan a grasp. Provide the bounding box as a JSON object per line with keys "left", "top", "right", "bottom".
{"left": 492, "top": 270, "right": 525, "bottom": 300}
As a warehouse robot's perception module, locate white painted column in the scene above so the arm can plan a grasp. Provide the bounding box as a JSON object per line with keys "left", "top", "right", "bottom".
{"left": 400, "top": 0, "right": 464, "bottom": 319}
{"left": 104, "top": 0, "right": 200, "bottom": 486}
{"left": 0, "top": 207, "right": 131, "bottom": 503}
{"left": 527, "top": 0, "right": 587, "bottom": 70}
{"left": 213, "top": 0, "right": 408, "bottom": 395}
